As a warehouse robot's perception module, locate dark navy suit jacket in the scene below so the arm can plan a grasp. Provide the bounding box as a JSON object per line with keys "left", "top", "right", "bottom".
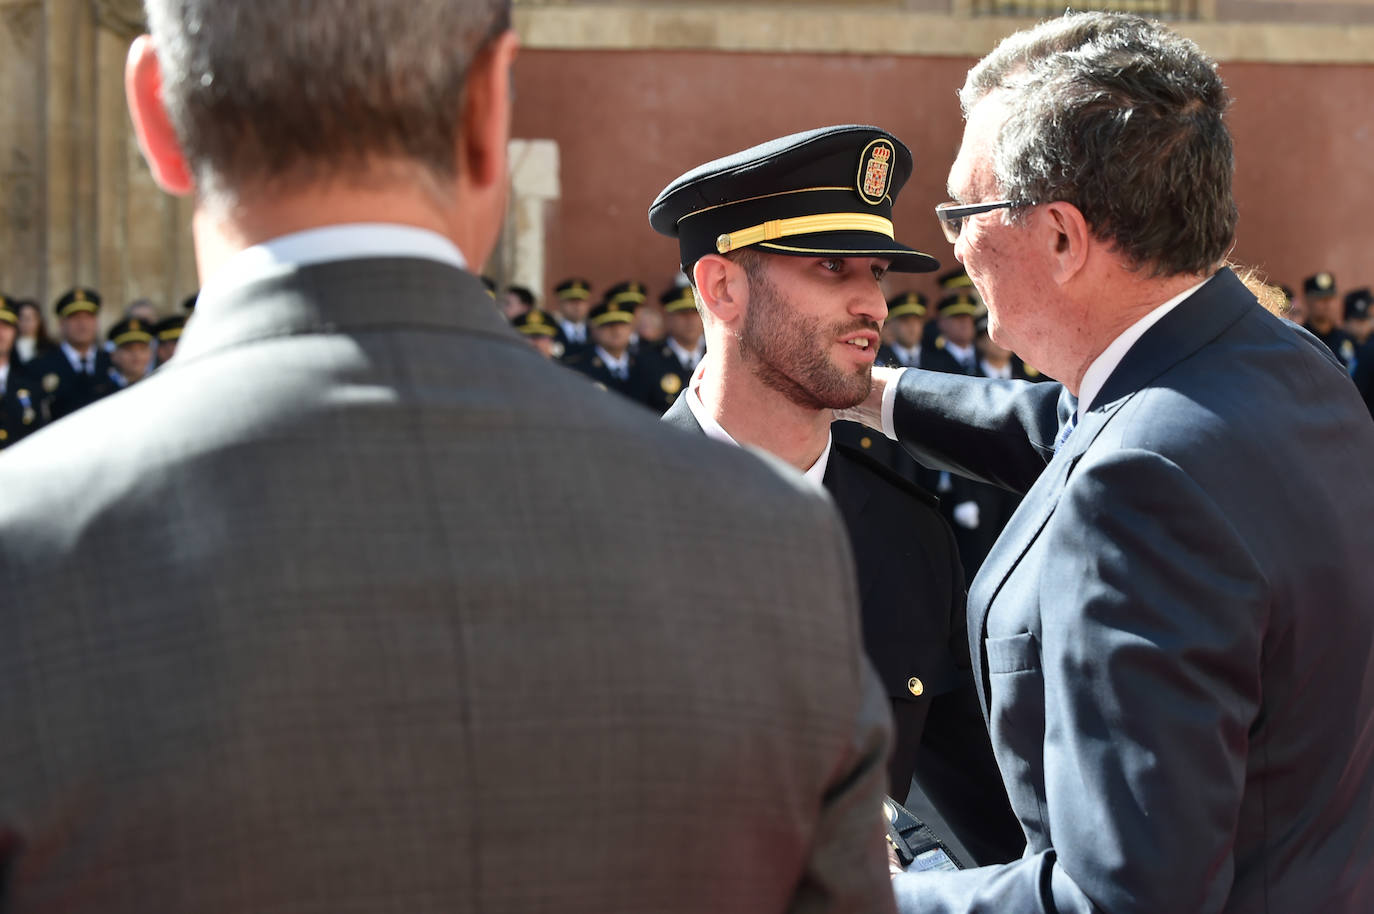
{"left": 891, "top": 268, "right": 1374, "bottom": 913}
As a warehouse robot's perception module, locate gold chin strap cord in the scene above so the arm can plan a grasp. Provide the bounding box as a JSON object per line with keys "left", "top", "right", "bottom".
{"left": 716, "top": 213, "right": 894, "bottom": 254}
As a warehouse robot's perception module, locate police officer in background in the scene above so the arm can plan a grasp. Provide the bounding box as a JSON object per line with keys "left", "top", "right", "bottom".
{"left": 153, "top": 314, "right": 187, "bottom": 366}
{"left": 107, "top": 318, "right": 157, "bottom": 388}
{"left": 26, "top": 287, "right": 117, "bottom": 422}
{"left": 563, "top": 293, "right": 652, "bottom": 407}
{"left": 878, "top": 291, "right": 928, "bottom": 369}
{"left": 639, "top": 285, "right": 705, "bottom": 413}
{"left": 0, "top": 296, "right": 41, "bottom": 449}
{"left": 923, "top": 290, "right": 983, "bottom": 375}
{"left": 510, "top": 307, "right": 562, "bottom": 359}
{"left": 1303, "top": 272, "right": 1357, "bottom": 373}
{"left": 552, "top": 277, "right": 594, "bottom": 356}
{"left": 1347, "top": 288, "right": 1374, "bottom": 416}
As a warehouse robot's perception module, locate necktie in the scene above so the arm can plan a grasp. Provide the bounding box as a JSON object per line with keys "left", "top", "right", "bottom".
{"left": 1053, "top": 410, "right": 1078, "bottom": 455}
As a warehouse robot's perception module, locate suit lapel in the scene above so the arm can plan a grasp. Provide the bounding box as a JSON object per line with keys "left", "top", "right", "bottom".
{"left": 966, "top": 268, "right": 1257, "bottom": 715}
{"left": 660, "top": 393, "right": 703, "bottom": 435}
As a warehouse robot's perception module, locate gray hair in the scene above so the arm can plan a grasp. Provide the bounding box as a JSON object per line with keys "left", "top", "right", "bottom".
{"left": 143, "top": 0, "right": 511, "bottom": 205}
{"left": 960, "top": 12, "right": 1236, "bottom": 277}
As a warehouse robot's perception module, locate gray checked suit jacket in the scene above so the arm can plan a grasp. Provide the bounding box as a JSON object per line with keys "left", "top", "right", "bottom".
{"left": 890, "top": 268, "right": 1374, "bottom": 913}
{"left": 0, "top": 254, "right": 896, "bottom": 914}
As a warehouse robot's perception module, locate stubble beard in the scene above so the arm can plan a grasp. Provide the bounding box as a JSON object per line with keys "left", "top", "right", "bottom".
{"left": 738, "top": 265, "right": 875, "bottom": 412}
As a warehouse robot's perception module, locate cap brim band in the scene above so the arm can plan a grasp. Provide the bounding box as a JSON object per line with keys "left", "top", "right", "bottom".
{"left": 939, "top": 304, "right": 982, "bottom": 318}
{"left": 113, "top": 331, "right": 153, "bottom": 346}
{"left": 889, "top": 305, "right": 926, "bottom": 318}
{"left": 157, "top": 329, "right": 183, "bottom": 342}
{"left": 752, "top": 231, "right": 939, "bottom": 274}
{"left": 518, "top": 325, "right": 557, "bottom": 337}
{"left": 558, "top": 290, "right": 590, "bottom": 301}
{"left": 608, "top": 292, "right": 646, "bottom": 308}
{"left": 59, "top": 302, "right": 99, "bottom": 317}
{"left": 717, "top": 212, "right": 894, "bottom": 254}
{"left": 664, "top": 300, "right": 697, "bottom": 313}
{"left": 589, "top": 312, "right": 634, "bottom": 327}
{"left": 0, "top": 309, "right": 16, "bottom": 324}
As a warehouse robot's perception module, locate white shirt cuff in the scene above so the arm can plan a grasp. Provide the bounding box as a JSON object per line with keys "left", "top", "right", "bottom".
{"left": 881, "top": 367, "right": 908, "bottom": 441}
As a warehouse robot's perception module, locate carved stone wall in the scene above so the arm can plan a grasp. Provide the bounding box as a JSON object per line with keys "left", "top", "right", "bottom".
{"left": 0, "top": 0, "right": 196, "bottom": 328}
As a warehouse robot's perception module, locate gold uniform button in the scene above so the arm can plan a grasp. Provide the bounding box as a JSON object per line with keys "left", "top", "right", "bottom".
{"left": 907, "top": 677, "right": 923, "bottom": 697}
{"left": 860, "top": 436, "right": 873, "bottom": 449}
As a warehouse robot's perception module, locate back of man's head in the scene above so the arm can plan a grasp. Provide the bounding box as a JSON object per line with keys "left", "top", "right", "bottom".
{"left": 961, "top": 12, "right": 1235, "bottom": 278}
{"left": 143, "top": 0, "right": 511, "bottom": 206}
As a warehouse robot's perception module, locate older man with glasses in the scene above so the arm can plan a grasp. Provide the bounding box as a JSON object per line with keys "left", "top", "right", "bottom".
{"left": 842, "top": 12, "right": 1374, "bottom": 913}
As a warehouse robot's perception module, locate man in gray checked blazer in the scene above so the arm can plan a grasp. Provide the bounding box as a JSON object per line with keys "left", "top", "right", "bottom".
{"left": 845, "top": 13, "right": 1374, "bottom": 914}
{"left": 0, "top": 3, "right": 896, "bottom": 912}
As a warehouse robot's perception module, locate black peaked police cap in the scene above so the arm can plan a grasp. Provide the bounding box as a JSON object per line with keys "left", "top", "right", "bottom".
{"left": 649, "top": 125, "right": 939, "bottom": 275}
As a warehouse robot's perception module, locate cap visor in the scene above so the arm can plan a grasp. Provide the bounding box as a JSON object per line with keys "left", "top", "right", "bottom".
{"left": 752, "top": 231, "right": 939, "bottom": 273}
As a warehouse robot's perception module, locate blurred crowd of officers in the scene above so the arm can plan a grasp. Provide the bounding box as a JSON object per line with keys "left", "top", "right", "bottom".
{"left": 488, "top": 264, "right": 1374, "bottom": 575}
{"left": 5, "top": 265, "right": 1371, "bottom": 573}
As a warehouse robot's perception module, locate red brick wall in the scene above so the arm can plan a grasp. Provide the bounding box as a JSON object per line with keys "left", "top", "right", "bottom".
{"left": 512, "top": 48, "right": 1374, "bottom": 303}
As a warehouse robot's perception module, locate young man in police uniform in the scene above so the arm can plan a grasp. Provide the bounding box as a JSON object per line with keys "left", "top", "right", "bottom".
{"left": 650, "top": 125, "right": 1022, "bottom": 866}
{"left": 25, "top": 287, "right": 117, "bottom": 422}
{"left": 639, "top": 284, "right": 704, "bottom": 413}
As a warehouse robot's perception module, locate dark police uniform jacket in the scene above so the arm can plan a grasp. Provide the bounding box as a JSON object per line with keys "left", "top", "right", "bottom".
{"left": 0, "top": 365, "right": 42, "bottom": 450}
{"left": 636, "top": 342, "right": 697, "bottom": 414}
{"left": 1305, "top": 324, "right": 1358, "bottom": 374}
{"left": 24, "top": 346, "right": 117, "bottom": 423}
{"left": 663, "top": 394, "right": 1022, "bottom": 866}
{"left": 562, "top": 347, "right": 658, "bottom": 411}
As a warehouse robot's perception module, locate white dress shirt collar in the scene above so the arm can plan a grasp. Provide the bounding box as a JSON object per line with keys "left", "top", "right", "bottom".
{"left": 982, "top": 360, "right": 1013, "bottom": 380}
{"left": 667, "top": 336, "right": 706, "bottom": 370}
{"left": 61, "top": 341, "right": 94, "bottom": 374}
{"left": 685, "top": 371, "right": 831, "bottom": 487}
{"left": 944, "top": 340, "right": 977, "bottom": 368}
{"left": 199, "top": 223, "right": 468, "bottom": 303}
{"left": 560, "top": 317, "right": 587, "bottom": 344}
{"left": 0, "top": 362, "right": 8, "bottom": 393}
{"left": 1076, "top": 277, "right": 1207, "bottom": 418}
{"left": 891, "top": 343, "right": 921, "bottom": 367}
{"left": 595, "top": 346, "right": 630, "bottom": 378}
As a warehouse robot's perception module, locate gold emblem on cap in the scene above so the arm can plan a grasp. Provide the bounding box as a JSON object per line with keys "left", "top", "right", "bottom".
{"left": 857, "top": 138, "right": 895, "bottom": 206}
{"left": 529, "top": 310, "right": 544, "bottom": 325}
{"left": 907, "top": 677, "right": 924, "bottom": 697}
{"left": 1318, "top": 273, "right": 1333, "bottom": 290}
{"left": 716, "top": 233, "right": 734, "bottom": 254}
{"left": 661, "top": 373, "right": 682, "bottom": 396}
{"left": 73, "top": 289, "right": 86, "bottom": 302}
{"left": 43, "top": 373, "right": 59, "bottom": 393}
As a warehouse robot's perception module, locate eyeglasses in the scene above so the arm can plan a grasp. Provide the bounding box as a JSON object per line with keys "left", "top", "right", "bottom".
{"left": 934, "top": 200, "right": 1028, "bottom": 244}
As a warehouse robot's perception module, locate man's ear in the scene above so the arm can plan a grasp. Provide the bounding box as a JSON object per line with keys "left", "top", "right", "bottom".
{"left": 692, "top": 254, "right": 749, "bottom": 324}
{"left": 1041, "top": 201, "right": 1090, "bottom": 284}
{"left": 459, "top": 30, "right": 520, "bottom": 191}
{"left": 125, "top": 35, "right": 193, "bottom": 196}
